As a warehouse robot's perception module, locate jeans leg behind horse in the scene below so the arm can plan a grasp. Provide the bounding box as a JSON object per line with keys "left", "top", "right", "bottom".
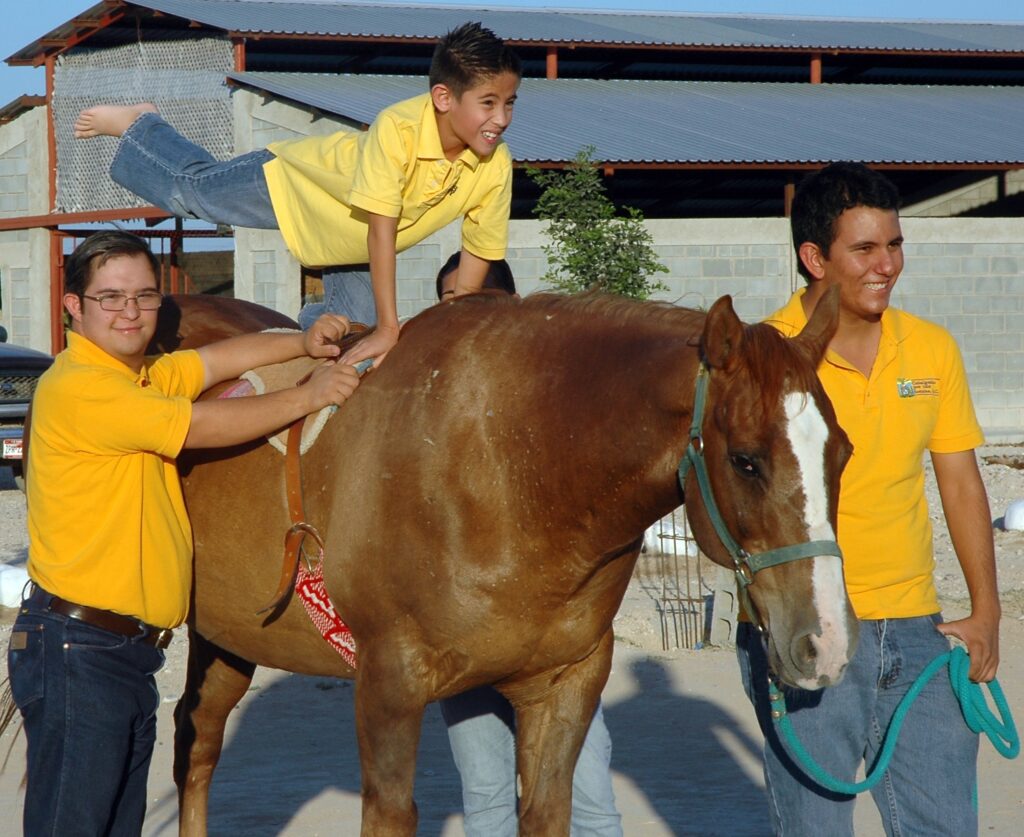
{"left": 569, "top": 703, "right": 622, "bottom": 837}
{"left": 442, "top": 687, "right": 621, "bottom": 837}
{"left": 441, "top": 686, "right": 519, "bottom": 837}
{"left": 110, "top": 112, "right": 278, "bottom": 229}
{"left": 298, "top": 266, "right": 377, "bottom": 328}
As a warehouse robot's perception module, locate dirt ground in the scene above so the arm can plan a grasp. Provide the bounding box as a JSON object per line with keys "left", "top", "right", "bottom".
{"left": 1, "top": 458, "right": 1023, "bottom": 835}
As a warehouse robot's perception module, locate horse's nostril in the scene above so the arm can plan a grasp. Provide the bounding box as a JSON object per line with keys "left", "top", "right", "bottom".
{"left": 792, "top": 633, "right": 818, "bottom": 668}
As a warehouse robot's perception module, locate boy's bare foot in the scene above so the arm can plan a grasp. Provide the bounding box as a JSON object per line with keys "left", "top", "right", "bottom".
{"left": 73, "top": 103, "right": 158, "bottom": 139}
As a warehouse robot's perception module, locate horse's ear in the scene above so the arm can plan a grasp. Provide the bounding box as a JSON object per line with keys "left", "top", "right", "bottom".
{"left": 701, "top": 294, "right": 745, "bottom": 371}
{"left": 793, "top": 284, "right": 840, "bottom": 364}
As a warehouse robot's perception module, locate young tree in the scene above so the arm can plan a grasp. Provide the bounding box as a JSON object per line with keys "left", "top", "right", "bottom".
{"left": 528, "top": 146, "right": 668, "bottom": 300}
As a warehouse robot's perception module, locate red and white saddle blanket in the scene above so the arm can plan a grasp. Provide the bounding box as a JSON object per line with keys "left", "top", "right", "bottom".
{"left": 295, "top": 560, "right": 358, "bottom": 668}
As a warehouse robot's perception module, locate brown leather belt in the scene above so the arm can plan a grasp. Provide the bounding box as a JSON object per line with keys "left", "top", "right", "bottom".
{"left": 45, "top": 595, "right": 174, "bottom": 649}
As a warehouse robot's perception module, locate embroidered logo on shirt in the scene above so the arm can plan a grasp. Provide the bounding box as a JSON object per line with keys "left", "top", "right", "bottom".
{"left": 896, "top": 378, "right": 938, "bottom": 398}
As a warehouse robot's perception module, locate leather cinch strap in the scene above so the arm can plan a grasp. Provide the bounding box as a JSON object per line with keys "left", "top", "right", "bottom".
{"left": 255, "top": 324, "right": 371, "bottom": 616}
{"left": 257, "top": 417, "right": 325, "bottom": 615}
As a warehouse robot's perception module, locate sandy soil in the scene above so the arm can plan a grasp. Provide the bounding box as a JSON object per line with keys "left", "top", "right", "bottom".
{"left": 1, "top": 452, "right": 1022, "bottom": 835}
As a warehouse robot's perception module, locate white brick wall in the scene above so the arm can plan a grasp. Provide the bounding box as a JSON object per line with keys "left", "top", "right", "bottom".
{"left": 0, "top": 107, "right": 52, "bottom": 352}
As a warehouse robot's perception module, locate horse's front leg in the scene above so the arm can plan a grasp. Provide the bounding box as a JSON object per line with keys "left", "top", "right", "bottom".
{"left": 354, "top": 646, "right": 428, "bottom": 836}
{"left": 174, "top": 628, "right": 257, "bottom": 837}
{"left": 510, "top": 630, "right": 614, "bottom": 836}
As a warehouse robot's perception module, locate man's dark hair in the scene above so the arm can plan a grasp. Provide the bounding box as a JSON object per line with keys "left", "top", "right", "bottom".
{"left": 64, "top": 231, "right": 160, "bottom": 297}
{"left": 791, "top": 162, "right": 901, "bottom": 281}
{"left": 436, "top": 252, "right": 517, "bottom": 300}
{"left": 429, "top": 22, "right": 521, "bottom": 97}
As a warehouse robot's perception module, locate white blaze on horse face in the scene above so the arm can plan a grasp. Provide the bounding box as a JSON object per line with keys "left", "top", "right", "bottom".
{"left": 783, "top": 392, "right": 832, "bottom": 541}
{"left": 783, "top": 392, "right": 851, "bottom": 678}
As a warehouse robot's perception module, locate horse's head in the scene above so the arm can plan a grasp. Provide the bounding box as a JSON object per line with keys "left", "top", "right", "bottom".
{"left": 684, "top": 287, "right": 857, "bottom": 690}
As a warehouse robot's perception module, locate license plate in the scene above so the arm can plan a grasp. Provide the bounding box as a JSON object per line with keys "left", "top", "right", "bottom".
{"left": 3, "top": 438, "right": 23, "bottom": 459}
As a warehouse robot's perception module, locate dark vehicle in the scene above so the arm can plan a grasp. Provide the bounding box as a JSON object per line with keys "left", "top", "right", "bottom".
{"left": 0, "top": 327, "right": 53, "bottom": 491}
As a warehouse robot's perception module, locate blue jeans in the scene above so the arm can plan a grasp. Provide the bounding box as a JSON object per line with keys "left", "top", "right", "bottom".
{"left": 296, "top": 265, "right": 377, "bottom": 328}
{"left": 110, "top": 112, "right": 377, "bottom": 324}
{"left": 737, "top": 616, "right": 978, "bottom": 837}
{"left": 7, "top": 588, "right": 165, "bottom": 836}
{"left": 441, "top": 687, "right": 622, "bottom": 836}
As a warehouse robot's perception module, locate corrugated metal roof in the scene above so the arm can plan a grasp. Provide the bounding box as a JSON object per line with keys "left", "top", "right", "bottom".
{"left": 137, "top": 1, "right": 1024, "bottom": 52}
{"left": 229, "top": 72, "right": 1024, "bottom": 166}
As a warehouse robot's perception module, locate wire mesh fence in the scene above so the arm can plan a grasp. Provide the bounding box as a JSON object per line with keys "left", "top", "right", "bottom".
{"left": 53, "top": 37, "right": 234, "bottom": 213}
{"left": 635, "top": 506, "right": 739, "bottom": 651}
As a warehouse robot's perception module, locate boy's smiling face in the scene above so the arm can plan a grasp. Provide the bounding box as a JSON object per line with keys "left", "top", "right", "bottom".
{"left": 432, "top": 71, "right": 519, "bottom": 161}
{"left": 63, "top": 252, "right": 161, "bottom": 372}
{"left": 802, "top": 205, "right": 904, "bottom": 326}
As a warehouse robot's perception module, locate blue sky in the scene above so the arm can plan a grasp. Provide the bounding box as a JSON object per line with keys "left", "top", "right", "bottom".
{"left": 4, "top": 0, "right": 1024, "bottom": 107}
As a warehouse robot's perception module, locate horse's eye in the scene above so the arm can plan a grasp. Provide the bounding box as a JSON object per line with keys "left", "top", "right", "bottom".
{"left": 730, "top": 453, "right": 760, "bottom": 479}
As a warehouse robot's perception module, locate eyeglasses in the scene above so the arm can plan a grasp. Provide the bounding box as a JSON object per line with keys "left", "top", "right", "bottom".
{"left": 81, "top": 292, "right": 164, "bottom": 311}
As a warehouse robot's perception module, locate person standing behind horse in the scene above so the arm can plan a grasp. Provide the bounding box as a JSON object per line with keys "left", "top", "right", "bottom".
{"left": 737, "top": 162, "right": 999, "bottom": 836}
{"left": 434, "top": 252, "right": 623, "bottom": 836}
{"left": 6, "top": 231, "right": 361, "bottom": 836}
{"left": 72, "top": 22, "right": 521, "bottom": 368}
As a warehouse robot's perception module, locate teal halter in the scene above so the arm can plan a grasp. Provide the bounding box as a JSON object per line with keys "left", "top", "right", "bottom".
{"left": 676, "top": 364, "right": 843, "bottom": 623}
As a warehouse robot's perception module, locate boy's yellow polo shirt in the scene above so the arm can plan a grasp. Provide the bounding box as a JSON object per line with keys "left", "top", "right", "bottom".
{"left": 263, "top": 93, "right": 512, "bottom": 267}
{"left": 767, "top": 290, "right": 983, "bottom": 619}
{"left": 26, "top": 332, "right": 205, "bottom": 629}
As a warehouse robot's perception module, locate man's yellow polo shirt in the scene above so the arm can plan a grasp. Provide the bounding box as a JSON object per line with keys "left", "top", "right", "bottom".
{"left": 767, "top": 290, "right": 983, "bottom": 618}
{"left": 27, "top": 332, "right": 205, "bottom": 629}
{"left": 263, "top": 93, "right": 512, "bottom": 267}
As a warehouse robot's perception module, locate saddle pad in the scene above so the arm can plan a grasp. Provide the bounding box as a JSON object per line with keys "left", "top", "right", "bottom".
{"left": 229, "top": 352, "right": 336, "bottom": 456}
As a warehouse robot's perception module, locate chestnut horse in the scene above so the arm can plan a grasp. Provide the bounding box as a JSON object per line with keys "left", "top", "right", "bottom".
{"left": 161, "top": 288, "right": 857, "bottom": 836}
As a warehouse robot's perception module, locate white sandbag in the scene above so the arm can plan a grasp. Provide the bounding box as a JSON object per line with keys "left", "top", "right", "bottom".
{"left": 0, "top": 563, "right": 29, "bottom": 608}
{"left": 1004, "top": 498, "right": 1024, "bottom": 531}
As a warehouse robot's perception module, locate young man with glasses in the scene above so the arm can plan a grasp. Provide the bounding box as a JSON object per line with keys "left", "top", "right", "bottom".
{"left": 6, "top": 231, "right": 361, "bottom": 835}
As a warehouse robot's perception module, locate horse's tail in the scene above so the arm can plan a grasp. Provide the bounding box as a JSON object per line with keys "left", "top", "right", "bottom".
{"left": 0, "top": 678, "right": 23, "bottom": 773}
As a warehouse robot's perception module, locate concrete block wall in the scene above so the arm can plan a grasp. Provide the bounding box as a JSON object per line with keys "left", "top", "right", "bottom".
{"left": 397, "top": 218, "right": 795, "bottom": 323}
{"left": 897, "top": 219, "right": 1024, "bottom": 439}
{"left": 0, "top": 106, "right": 52, "bottom": 352}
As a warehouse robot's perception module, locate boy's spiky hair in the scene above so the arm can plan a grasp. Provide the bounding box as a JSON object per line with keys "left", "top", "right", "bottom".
{"left": 429, "top": 22, "right": 521, "bottom": 97}
{"left": 791, "top": 161, "right": 901, "bottom": 281}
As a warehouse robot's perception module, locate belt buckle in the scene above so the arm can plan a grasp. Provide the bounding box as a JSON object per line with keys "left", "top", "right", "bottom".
{"left": 151, "top": 628, "right": 174, "bottom": 649}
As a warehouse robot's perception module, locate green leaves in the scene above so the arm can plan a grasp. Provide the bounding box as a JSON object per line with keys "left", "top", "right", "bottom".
{"left": 527, "top": 146, "right": 668, "bottom": 300}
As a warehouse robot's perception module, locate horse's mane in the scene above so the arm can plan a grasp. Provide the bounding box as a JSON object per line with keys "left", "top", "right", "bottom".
{"left": 430, "top": 291, "right": 820, "bottom": 412}
{"left": 515, "top": 295, "right": 821, "bottom": 408}
{"left": 518, "top": 290, "right": 707, "bottom": 336}
{"left": 741, "top": 322, "right": 822, "bottom": 415}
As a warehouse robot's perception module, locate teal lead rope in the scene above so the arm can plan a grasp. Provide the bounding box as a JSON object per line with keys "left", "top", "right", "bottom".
{"left": 769, "top": 646, "right": 1020, "bottom": 796}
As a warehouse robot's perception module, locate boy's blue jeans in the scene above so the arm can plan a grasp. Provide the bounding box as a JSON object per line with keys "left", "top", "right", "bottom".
{"left": 441, "top": 686, "right": 623, "bottom": 836}
{"left": 737, "top": 615, "right": 978, "bottom": 837}
{"left": 8, "top": 587, "right": 165, "bottom": 836}
{"left": 110, "top": 112, "right": 377, "bottom": 325}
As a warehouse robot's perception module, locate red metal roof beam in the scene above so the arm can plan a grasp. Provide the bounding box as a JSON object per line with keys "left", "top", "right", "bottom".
{"left": 12, "top": 7, "right": 128, "bottom": 68}
{"left": 0, "top": 207, "right": 173, "bottom": 232}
